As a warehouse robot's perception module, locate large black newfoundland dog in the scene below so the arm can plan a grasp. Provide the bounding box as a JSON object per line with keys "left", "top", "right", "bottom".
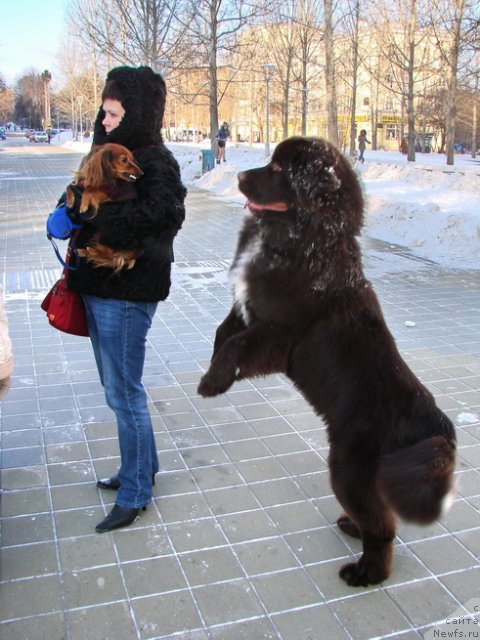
{"left": 198, "top": 136, "right": 456, "bottom": 587}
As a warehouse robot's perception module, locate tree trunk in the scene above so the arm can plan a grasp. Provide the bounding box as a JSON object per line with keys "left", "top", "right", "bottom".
{"left": 471, "top": 95, "right": 477, "bottom": 159}
{"left": 445, "top": 0, "right": 463, "bottom": 166}
{"left": 324, "top": 0, "right": 339, "bottom": 146}
{"left": 349, "top": 0, "right": 360, "bottom": 157}
{"left": 407, "top": 0, "right": 416, "bottom": 162}
{"left": 209, "top": 0, "right": 219, "bottom": 150}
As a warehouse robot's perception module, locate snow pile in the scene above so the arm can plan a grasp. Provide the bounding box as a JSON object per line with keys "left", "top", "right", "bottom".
{"left": 361, "top": 161, "right": 480, "bottom": 268}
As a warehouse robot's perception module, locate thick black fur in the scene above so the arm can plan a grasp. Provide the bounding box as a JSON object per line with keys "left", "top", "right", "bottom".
{"left": 67, "top": 66, "right": 186, "bottom": 303}
{"left": 198, "top": 136, "right": 456, "bottom": 587}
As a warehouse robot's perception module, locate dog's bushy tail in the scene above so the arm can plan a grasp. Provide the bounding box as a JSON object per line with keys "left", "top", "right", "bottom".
{"left": 379, "top": 435, "right": 456, "bottom": 524}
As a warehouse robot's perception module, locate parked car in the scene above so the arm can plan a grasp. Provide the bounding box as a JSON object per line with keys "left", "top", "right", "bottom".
{"left": 31, "top": 131, "right": 49, "bottom": 143}
{"left": 176, "top": 129, "right": 204, "bottom": 142}
{"left": 0, "top": 129, "right": 6, "bottom": 141}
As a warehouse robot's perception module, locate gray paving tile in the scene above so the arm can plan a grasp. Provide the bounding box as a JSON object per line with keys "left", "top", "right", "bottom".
{"left": 1, "top": 512, "right": 54, "bottom": 545}
{"left": 66, "top": 602, "right": 138, "bottom": 640}
{"left": 0, "top": 575, "right": 63, "bottom": 620}
{"left": 166, "top": 517, "right": 227, "bottom": 552}
{"left": 0, "top": 614, "right": 66, "bottom": 640}
{"left": 1, "top": 541, "right": 58, "bottom": 581}
{"left": 131, "top": 590, "right": 204, "bottom": 638}
{"left": 192, "top": 579, "right": 264, "bottom": 626}
{"left": 209, "top": 618, "right": 278, "bottom": 640}
{"left": 62, "top": 565, "right": 126, "bottom": 609}
{"left": 272, "top": 604, "right": 350, "bottom": 640}
{"left": 439, "top": 566, "right": 480, "bottom": 604}
{"left": 122, "top": 555, "right": 188, "bottom": 597}
{"left": 234, "top": 537, "right": 300, "bottom": 575}
{"left": 113, "top": 524, "right": 173, "bottom": 562}
{"left": 330, "top": 591, "right": 410, "bottom": 639}
{"left": 388, "top": 578, "right": 461, "bottom": 626}
{"left": 251, "top": 567, "right": 323, "bottom": 612}
{"left": 1, "top": 487, "right": 50, "bottom": 516}
{"left": 179, "top": 546, "right": 244, "bottom": 586}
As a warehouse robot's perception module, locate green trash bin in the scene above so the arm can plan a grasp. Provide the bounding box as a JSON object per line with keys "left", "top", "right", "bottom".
{"left": 201, "top": 149, "right": 215, "bottom": 173}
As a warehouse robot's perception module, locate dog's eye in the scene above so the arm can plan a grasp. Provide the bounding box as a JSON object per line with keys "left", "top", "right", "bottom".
{"left": 271, "top": 163, "right": 282, "bottom": 172}
{"left": 120, "top": 155, "right": 128, "bottom": 163}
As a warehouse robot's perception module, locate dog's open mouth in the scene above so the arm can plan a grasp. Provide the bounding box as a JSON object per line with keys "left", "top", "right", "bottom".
{"left": 122, "top": 172, "right": 143, "bottom": 182}
{"left": 245, "top": 200, "right": 289, "bottom": 212}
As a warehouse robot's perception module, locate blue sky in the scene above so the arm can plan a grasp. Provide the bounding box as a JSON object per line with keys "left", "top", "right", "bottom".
{"left": 1, "top": 0, "right": 67, "bottom": 85}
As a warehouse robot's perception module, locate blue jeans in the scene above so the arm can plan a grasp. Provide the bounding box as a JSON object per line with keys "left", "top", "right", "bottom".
{"left": 83, "top": 295, "right": 159, "bottom": 509}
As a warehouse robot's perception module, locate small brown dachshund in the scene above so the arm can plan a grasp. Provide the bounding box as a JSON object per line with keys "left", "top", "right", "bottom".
{"left": 66, "top": 143, "right": 144, "bottom": 272}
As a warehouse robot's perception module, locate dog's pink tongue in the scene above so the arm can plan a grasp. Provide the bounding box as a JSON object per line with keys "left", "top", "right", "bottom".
{"left": 245, "top": 200, "right": 289, "bottom": 212}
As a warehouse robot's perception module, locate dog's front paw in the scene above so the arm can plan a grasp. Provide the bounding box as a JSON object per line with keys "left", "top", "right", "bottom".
{"left": 197, "top": 368, "right": 235, "bottom": 397}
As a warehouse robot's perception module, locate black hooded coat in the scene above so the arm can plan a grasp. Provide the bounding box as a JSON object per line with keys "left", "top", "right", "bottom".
{"left": 67, "top": 66, "right": 186, "bottom": 302}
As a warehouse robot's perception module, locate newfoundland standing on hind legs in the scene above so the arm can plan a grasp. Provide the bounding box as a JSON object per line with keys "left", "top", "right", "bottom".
{"left": 197, "top": 136, "right": 456, "bottom": 587}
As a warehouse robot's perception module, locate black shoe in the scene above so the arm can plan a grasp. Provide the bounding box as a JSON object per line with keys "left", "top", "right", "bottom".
{"left": 96, "top": 474, "right": 156, "bottom": 491}
{"left": 96, "top": 476, "right": 121, "bottom": 490}
{"left": 95, "top": 504, "right": 147, "bottom": 533}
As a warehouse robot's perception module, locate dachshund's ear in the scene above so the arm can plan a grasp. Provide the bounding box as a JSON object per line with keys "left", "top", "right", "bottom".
{"left": 100, "top": 149, "right": 114, "bottom": 181}
{"left": 84, "top": 148, "right": 111, "bottom": 187}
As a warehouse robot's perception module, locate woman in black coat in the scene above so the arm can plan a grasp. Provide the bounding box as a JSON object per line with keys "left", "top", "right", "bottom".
{"left": 66, "top": 66, "right": 186, "bottom": 533}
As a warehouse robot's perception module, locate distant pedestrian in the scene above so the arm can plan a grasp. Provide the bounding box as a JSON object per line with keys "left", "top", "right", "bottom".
{"left": 215, "top": 122, "right": 230, "bottom": 164}
{"left": 357, "top": 129, "right": 370, "bottom": 163}
{"left": 400, "top": 138, "right": 408, "bottom": 155}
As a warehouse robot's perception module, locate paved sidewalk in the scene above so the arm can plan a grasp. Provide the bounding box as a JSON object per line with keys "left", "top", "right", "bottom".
{"left": 1, "top": 147, "right": 479, "bottom": 640}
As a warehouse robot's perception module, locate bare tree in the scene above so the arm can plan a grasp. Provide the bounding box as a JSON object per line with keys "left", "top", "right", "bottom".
{"left": 337, "top": 0, "right": 362, "bottom": 156}
{"left": 426, "top": 0, "right": 476, "bottom": 165}
{"left": 169, "top": 0, "right": 271, "bottom": 148}
{"left": 0, "top": 77, "right": 15, "bottom": 124}
{"left": 69, "top": 0, "right": 185, "bottom": 69}
{"left": 14, "top": 72, "right": 47, "bottom": 129}
{"left": 364, "top": 0, "right": 439, "bottom": 161}
{"left": 259, "top": 6, "right": 297, "bottom": 140}
{"left": 290, "top": 0, "right": 324, "bottom": 136}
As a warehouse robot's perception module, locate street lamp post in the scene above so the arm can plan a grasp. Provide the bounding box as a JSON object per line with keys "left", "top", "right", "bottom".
{"left": 263, "top": 64, "right": 275, "bottom": 158}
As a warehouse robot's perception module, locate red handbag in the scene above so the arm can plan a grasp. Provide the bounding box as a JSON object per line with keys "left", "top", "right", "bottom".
{"left": 41, "top": 234, "right": 89, "bottom": 337}
{"left": 41, "top": 276, "right": 89, "bottom": 337}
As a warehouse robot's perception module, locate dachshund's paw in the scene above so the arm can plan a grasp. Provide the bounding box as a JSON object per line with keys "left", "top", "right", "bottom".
{"left": 339, "top": 557, "right": 389, "bottom": 587}
{"left": 337, "top": 513, "right": 361, "bottom": 539}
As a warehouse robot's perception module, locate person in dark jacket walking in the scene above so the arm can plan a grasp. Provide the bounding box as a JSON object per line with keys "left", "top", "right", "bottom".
{"left": 215, "top": 121, "right": 229, "bottom": 163}
{"left": 357, "top": 129, "right": 370, "bottom": 163}
{"left": 64, "top": 66, "right": 186, "bottom": 533}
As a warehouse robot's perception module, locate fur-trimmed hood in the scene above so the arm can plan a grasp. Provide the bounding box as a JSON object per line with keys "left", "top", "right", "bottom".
{"left": 92, "top": 66, "right": 166, "bottom": 150}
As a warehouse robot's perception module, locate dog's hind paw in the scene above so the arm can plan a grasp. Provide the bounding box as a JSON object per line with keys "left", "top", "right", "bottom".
{"left": 339, "top": 557, "right": 389, "bottom": 587}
